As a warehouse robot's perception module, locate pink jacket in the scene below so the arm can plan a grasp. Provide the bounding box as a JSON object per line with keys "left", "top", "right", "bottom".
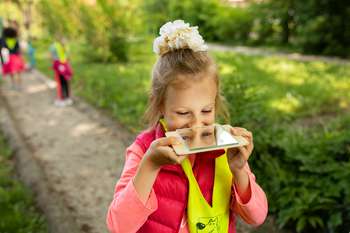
{"left": 107, "top": 129, "right": 268, "bottom": 233}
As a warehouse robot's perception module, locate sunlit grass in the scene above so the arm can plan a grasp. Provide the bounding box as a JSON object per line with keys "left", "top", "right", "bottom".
{"left": 0, "top": 132, "right": 48, "bottom": 233}
{"left": 35, "top": 39, "right": 350, "bottom": 132}
{"left": 215, "top": 52, "right": 350, "bottom": 121}
{"left": 269, "top": 92, "right": 301, "bottom": 114}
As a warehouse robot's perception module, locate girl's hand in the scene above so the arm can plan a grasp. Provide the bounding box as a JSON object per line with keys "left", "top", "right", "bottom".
{"left": 143, "top": 137, "right": 186, "bottom": 170}
{"left": 226, "top": 127, "right": 254, "bottom": 174}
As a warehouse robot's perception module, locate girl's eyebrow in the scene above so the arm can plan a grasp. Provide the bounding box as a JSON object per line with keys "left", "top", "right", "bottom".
{"left": 173, "top": 108, "right": 189, "bottom": 111}
{"left": 203, "top": 103, "right": 215, "bottom": 108}
{"left": 173, "top": 103, "right": 215, "bottom": 109}
{"left": 172, "top": 102, "right": 215, "bottom": 110}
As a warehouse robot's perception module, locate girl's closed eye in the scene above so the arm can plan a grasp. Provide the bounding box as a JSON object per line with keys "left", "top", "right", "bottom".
{"left": 202, "top": 109, "right": 212, "bottom": 113}
{"left": 176, "top": 111, "right": 189, "bottom": 115}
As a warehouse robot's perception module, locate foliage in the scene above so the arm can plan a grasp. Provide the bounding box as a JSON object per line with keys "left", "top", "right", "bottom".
{"left": 37, "top": 0, "right": 142, "bottom": 62}
{"left": 143, "top": 0, "right": 254, "bottom": 43}
{"left": 0, "top": 132, "right": 47, "bottom": 233}
{"left": 251, "top": 0, "right": 350, "bottom": 57}
{"left": 37, "top": 0, "right": 80, "bottom": 38}
{"left": 217, "top": 53, "right": 350, "bottom": 233}
{"left": 143, "top": 0, "right": 350, "bottom": 57}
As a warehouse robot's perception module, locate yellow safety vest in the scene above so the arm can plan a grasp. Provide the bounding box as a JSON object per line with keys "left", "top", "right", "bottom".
{"left": 5, "top": 38, "right": 16, "bottom": 50}
{"left": 159, "top": 119, "right": 232, "bottom": 233}
{"left": 54, "top": 42, "right": 67, "bottom": 63}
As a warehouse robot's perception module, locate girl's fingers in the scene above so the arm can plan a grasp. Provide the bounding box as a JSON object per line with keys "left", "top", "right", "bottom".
{"left": 158, "top": 146, "right": 186, "bottom": 164}
{"left": 227, "top": 149, "right": 245, "bottom": 168}
{"left": 238, "top": 146, "right": 249, "bottom": 160}
{"left": 241, "top": 134, "right": 253, "bottom": 149}
{"left": 157, "top": 137, "right": 190, "bottom": 164}
{"left": 168, "top": 152, "right": 187, "bottom": 164}
{"left": 230, "top": 145, "right": 249, "bottom": 159}
{"left": 230, "top": 127, "right": 253, "bottom": 146}
{"left": 154, "top": 136, "right": 180, "bottom": 147}
{"left": 231, "top": 127, "right": 252, "bottom": 138}
{"left": 227, "top": 147, "right": 239, "bottom": 159}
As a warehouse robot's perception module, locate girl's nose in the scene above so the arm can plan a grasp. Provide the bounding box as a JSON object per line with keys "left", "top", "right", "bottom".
{"left": 189, "top": 115, "right": 204, "bottom": 128}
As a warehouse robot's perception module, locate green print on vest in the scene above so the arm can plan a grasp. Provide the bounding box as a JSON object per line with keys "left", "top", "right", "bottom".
{"left": 182, "top": 155, "right": 232, "bottom": 233}
{"left": 196, "top": 216, "right": 220, "bottom": 233}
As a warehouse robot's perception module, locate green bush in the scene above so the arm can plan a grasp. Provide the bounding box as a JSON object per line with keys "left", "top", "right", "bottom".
{"left": 217, "top": 53, "right": 350, "bottom": 233}
{"left": 78, "top": 4, "right": 111, "bottom": 62}
{"left": 250, "top": 0, "right": 350, "bottom": 57}
{"left": 37, "top": 0, "right": 81, "bottom": 39}
{"left": 273, "top": 117, "right": 350, "bottom": 233}
{"left": 210, "top": 5, "right": 254, "bottom": 43}
{"left": 0, "top": 133, "right": 47, "bottom": 233}
{"left": 247, "top": 2, "right": 285, "bottom": 45}
{"left": 295, "top": 14, "right": 350, "bottom": 57}
{"left": 167, "top": 0, "right": 221, "bottom": 41}
{"left": 142, "top": 0, "right": 173, "bottom": 34}
{"left": 38, "top": 0, "right": 140, "bottom": 63}
{"left": 143, "top": 0, "right": 350, "bottom": 57}
{"left": 143, "top": 0, "right": 253, "bottom": 44}
{"left": 78, "top": 1, "right": 132, "bottom": 63}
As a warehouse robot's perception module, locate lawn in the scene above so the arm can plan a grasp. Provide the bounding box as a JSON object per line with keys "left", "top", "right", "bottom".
{"left": 35, "top": 39, "right": 350, "bottom": 132}
{"left": 0, "top": 130, "right": 47, "bottom": 232}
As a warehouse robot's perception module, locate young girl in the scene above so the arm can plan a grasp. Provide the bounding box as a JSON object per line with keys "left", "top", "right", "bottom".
{"left": 106, "top": 20, "right": 268, "bottom": 233}
{"left": 49, "top": 36, "right": 73, "bottom": 107}
{"left": 1, "top": 26, "right": 25, "bottom": 89}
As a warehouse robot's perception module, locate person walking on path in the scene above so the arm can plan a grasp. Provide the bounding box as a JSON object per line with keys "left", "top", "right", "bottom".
{"left": 49, "top": 36, "right": 73, "bottom": 107}
{"left": 1, "top": 26, "right": 26, "bottom": 90}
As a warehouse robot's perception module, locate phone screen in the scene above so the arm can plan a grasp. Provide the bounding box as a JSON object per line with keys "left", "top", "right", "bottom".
{"left": 176, "top": 125, "right": 239, "bottom": 151}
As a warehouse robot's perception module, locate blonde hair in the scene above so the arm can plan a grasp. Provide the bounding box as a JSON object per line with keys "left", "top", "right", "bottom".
{"left": 144, "top": 48, "right": 229, "bottom": 127}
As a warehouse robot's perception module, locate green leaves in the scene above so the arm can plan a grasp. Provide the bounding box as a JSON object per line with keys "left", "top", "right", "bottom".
{"left": 260, "top": 116, "right": 350, "bottom": 233}
{"left": 0, "top": 132, "right": 47, "bottom": 233}
{"left": 214, "top": 52, "right": 350, "bottom": 233}
{"left": 37, "top": 0, "right": 143, "bottom": 63}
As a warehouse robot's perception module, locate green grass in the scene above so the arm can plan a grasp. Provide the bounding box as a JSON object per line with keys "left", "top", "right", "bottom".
{"left": 216, "top": 52, "right": 350, "bottom": 123}
{"left": 0, "top": 131, "right": 48, "bottom": 232}
{"left": 35, "top": 38, "right": 155, "bottom": 132}
{"left": 35, "top": 39, "right": 350, "bottom": 132}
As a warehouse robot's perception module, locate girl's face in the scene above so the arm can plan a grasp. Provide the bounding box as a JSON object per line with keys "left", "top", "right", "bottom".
{"left": 161, "top": 76, "right": 217, "bottom": 131}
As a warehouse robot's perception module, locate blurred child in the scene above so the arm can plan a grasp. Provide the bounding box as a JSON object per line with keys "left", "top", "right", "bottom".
{"left": 1, "top": 26, "right": 25, "bottom": 90}
{"left": 49, "top": 37, "right": 73, "bottom": 107}
{"left": 26, "top": 39, "right": 36, "bottom": 71}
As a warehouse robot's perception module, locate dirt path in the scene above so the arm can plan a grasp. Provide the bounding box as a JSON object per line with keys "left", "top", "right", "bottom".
{"left": 208, "top": 43, "right": 350, "bottom": 64}
{"left": 0, "top": 70, "right": 133, "bottom": 233}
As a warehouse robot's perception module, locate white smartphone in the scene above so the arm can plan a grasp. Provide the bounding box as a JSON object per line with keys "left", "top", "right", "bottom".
{"left": 165, "top": 124, "right": 249, "bottom": 155}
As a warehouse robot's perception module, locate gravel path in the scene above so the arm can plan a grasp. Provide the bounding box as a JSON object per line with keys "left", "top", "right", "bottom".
{"left": 0, "top": 70, "right": 132, "bottom": 233}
